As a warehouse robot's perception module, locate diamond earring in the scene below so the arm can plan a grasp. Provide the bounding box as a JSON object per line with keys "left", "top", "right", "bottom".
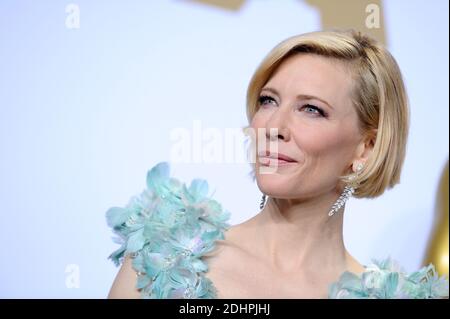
{"left": 328, "top": 163, "right": 364, "bottom": 217}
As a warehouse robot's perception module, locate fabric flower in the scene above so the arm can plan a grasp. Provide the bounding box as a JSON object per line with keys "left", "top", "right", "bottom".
{"left": 106, "top": 161, "right": 231, "bottom": 298}
{"left": 329, "top": 256, "right": 449, "bottom": 299}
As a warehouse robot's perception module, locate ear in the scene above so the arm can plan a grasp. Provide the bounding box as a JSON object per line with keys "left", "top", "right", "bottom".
{"left": 352, "top": 129, "right": 377, "bottom": 172}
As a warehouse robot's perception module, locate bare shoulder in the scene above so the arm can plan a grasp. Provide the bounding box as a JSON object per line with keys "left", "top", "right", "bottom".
{"left": 345, "top": 251, "right": 366, "bottom": 275}
{"left": 203, "top": 221, "right": 252, "bottom": 268}
{"left": 202, "top": 219, "right": 264, "bottom": 297}
{"left": 108, "top": 256, "right": 141, "bottom": 299}
{"left": 205, "top": 218, "right": 257, "bottom": 261}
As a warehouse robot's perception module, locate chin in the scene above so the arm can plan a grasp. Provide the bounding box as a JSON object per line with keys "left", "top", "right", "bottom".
{"left": 256, "top": 172, "right": 296, "bottom": 197}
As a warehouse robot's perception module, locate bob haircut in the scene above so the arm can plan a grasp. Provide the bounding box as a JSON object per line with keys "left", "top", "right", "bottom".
{"left": 245, "top": 29, "right": 409, "bottom": 198}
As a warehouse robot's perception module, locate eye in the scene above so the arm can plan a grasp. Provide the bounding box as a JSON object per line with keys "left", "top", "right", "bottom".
{"left": 258, "top": 95, "right": 277, "bottom": 107}
{"left": 301, "top": 104, "right": 327, "bottom": 117}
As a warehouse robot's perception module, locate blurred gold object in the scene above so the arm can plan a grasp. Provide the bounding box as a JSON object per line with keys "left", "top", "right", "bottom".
{"left": 190, "top": 0, "right": 387, "bottom": 45}
{"left": 423, "top": 161, "right": 449, "bottom": 277}
{"left": 190, "top": 0, "right": 246, "bottom": 11}
{"left": 305, "top": 0, "right": 386, "bottom": 45}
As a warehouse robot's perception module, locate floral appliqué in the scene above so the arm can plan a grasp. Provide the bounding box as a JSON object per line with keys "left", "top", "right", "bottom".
{"left": 329, "top": 257, "right": 449, "bottom": 299}
{"left": 106, "top": 162, "right": 230, "bottom": 298}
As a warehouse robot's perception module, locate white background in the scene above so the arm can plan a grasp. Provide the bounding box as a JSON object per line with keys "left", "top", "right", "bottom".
{"left": 0, "top": 0, "right": 448, "bottom": 297}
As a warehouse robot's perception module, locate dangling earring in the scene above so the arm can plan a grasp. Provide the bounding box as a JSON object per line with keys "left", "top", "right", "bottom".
{"left": 327, "top": 185, "right": 355, "bottom": 216}
{"left": 328, "top": 163, "right": 364, "bottom": 217}
{"left": 260, "top": 193, "right": 267, "bottom": 209}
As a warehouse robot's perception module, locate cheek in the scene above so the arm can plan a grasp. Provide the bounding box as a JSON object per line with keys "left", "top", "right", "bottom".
{"left": 297, "top": 129, "right": 347, "bottom": 154}
{"left": 249, "top": 112, "right": 271, "bottom": 149}
{"left": 250, "top": 110, "right": 266, "bottom": 129}
{"left": 292, "top": 124, "right": 358, "bottom": 171}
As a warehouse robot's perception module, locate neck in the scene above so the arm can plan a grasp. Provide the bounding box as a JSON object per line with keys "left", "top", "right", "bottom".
{"left": 252, "top": 192, "right": 348, "bottom": 275}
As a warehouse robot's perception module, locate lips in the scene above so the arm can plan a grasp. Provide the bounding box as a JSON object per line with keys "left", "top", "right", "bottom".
{"left": 258, "top": 151, "right": 297, "bottom": 166}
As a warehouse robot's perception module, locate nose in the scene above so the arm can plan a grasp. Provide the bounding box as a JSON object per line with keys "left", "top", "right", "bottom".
{"left": 265, "top": 107, "right": 291, "bottom": 142}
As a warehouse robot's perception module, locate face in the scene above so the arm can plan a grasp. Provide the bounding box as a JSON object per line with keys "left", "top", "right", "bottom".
{"left": 251, "top": 53, "right": 365, "bottom": 200}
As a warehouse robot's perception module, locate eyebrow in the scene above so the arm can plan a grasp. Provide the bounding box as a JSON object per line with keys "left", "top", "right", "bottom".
{"left": 260, "top": 87, "right": 334, "bottom": 110}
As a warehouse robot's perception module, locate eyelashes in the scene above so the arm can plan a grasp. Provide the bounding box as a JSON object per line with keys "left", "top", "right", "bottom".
{"left": 257, "top": 95, "right": 327, "bottom": 117}
{"left": 258, "top": 95, "right": 277, "bottom": 106}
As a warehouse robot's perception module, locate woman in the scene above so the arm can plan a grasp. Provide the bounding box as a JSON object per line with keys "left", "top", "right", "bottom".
{"left": 106, "top": 30, "right": 448, "bottom": 299}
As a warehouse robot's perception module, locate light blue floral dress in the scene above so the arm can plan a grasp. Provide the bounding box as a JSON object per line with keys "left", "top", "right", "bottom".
{"left": 106, "top": 162, "right": 449, "bottom": 299}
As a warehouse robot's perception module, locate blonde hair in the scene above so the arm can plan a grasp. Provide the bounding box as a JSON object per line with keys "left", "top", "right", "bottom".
{"left": 245, "top": 30, "right": 409, "bottom": 198}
